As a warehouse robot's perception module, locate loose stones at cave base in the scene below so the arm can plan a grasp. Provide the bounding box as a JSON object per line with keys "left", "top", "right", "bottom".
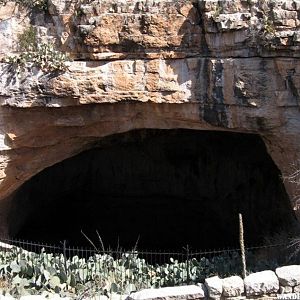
{"left": 276, "top": 265, "right": 300, "bottom": 287}
{"left": 222, "top": 275, "right": 244, "bottom": 297}
{"left": 126, "top": 285, "right": 206, "bottom": 300}
{"left": 244, "top": 270, "right": 279, "bottom": 296}
{"left": 204, "top": 276, "right": 223, "bottom": 299}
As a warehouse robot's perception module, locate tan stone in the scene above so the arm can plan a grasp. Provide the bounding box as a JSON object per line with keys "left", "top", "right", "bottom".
{"left": 0, "top": 0, "right": 299, "bottom": 235}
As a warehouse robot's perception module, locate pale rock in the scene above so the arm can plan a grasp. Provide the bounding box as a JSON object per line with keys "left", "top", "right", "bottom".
{"left": 20, "top": 295, "right": 71, "bottom": 300}
{"left": 126, "top": 285, "right": 206, "bottom": 299}
{"left": 244, "top": 270, "right": 279, "bottom": 296}
{"left": 20, "top": 296, "right": 46, "bottom": 300}
{"left": 205, "top": 276, "right": 223, "bottom": 299}
{"left": 81, "top": 295, "right": 113, "bottom": 300}
{"left": 0, "top": 0, "right": 299, "bottom": 233}
{"left": 276, "top": 265, "right": 300, "bottom": 287}
{"left": 222, "top": 275, "right": 244, "bottom": 297}
{"left": 84, "top": 294, "right": 128, "bottom": 300}
{"left": 110, "top": 294, "right": 129, "bottom": 300}
{"left": 0, "top": 295, "right": 14, "bottom": 300}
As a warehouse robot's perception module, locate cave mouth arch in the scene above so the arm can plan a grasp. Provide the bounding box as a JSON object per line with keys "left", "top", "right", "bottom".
{"left": 9, "top": 129, "right": 296, "bottom": 250}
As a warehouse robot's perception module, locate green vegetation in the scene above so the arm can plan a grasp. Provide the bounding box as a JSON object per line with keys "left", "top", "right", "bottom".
{"left": 263, "top": 15, "right": 276, "bottom": 35}
{"left": 0, "top": 247, "right": 236, "bottom": 298}
{"left": 212, "top": 4, "right": 223, "bottom": 21}
{"left": 0, "top": 242, "right": 293, "bottom": 298}
{"left": 246, "top": 1, "right": 278, "bottom": 50}
{"left": 259, "top": 0, "right": 277, "bottom": 39}
{"left": 0, "top": 0, "right": 68, "bottom": 73}
{"left": 0, "top": 0, "right": 48, "bottom": 11}
{"left": 2, "top": 26, "right": 69, "bottom": 73}
{"left": 17, "top": 26, "right": 38, "bottom": 52}
{"left": 3, "top": 43, "right": 69, "bottom": 72}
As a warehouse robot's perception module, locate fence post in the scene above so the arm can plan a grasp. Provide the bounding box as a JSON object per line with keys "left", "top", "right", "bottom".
{"left": 239, "top": 213, "right": 247, "bottom": 279}
{"left": 62, "top": 240, "right": 68, "bottom": 277}
{"left": 185, "top": 244, "right": 190, "bottom": 284}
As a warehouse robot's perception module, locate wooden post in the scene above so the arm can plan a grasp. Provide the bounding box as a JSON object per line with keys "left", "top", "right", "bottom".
{"left": 239, "top": 213, "right": 247, "bottom": 279}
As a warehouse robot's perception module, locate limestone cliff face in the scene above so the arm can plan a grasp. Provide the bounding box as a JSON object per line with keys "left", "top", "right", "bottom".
{"left": 0, "top": 0, "right": 300, "bottom": 234}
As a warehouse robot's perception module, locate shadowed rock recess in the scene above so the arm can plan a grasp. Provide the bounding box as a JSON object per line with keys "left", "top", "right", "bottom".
{"left": 10, "top": 130, "right": 295, "bottom": 249}
{"left": 0, "top": 0, "right": 300, "bottom": 246}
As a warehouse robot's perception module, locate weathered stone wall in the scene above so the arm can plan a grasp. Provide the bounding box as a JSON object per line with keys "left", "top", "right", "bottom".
{"left": 0, "top": 0, "right": 300, "bottom": 234}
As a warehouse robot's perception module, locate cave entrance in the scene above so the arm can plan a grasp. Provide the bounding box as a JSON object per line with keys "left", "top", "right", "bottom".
{"left": 10, "top": 129, "right": 295, "bottom": 250}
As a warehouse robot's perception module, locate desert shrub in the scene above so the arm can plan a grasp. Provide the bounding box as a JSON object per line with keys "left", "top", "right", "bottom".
{"left": 0, "top": 0, "right": 47, "bottom": 11}
{"left": 3, "top": 43, "right": 69, "bottom": 72}
{"left": 0, "top": 242, "right": 292, "bottom": 298}
{"left": 17, "top": 26, "right": 38, "bottom": 52}
{"left": 0, "top": 246, "right": 244, "bottom": 298}
{"left": 2, "top": 26, "right": 69, "bottom": 73}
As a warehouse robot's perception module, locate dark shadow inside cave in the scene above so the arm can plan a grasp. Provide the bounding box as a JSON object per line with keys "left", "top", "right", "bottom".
{"left": 10, "top": 129, "right": 296, "bottom": 250}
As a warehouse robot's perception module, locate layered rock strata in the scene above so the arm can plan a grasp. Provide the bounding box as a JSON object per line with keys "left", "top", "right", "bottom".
{"left": 0, "top": 0, "right": 300, "bottom": 235}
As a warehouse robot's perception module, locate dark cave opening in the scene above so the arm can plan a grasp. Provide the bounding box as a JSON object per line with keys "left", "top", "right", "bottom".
{"left": 10, "top": 129, "right": 296, "bottom": 250}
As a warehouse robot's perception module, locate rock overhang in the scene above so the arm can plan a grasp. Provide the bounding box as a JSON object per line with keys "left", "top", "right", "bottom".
{"left": 0, "top": 0, "right": 299, "bottom": 235}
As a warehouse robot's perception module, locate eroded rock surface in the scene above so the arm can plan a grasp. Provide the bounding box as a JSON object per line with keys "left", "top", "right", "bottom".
{"left": 222, "top": 276, "right": 245, "bottom": 297}
{"left": 0, "top": 0, "right": 300, "bottom": 236}
{"left": 244, "top": 270, "right": 279, "bottom": 296}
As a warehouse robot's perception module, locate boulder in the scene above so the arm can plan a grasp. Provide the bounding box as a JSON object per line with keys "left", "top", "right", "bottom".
{"left": 244, "top": 270, "right": 279, "bottom": 296}
{"left": 276, "top": 265, "right": 300, "bottom": 287}
{"left": 204, "top": 276, "right": 223, "bottom": 299}
{"left": 222, "top": 275, "right": 244, "bottom": 297}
